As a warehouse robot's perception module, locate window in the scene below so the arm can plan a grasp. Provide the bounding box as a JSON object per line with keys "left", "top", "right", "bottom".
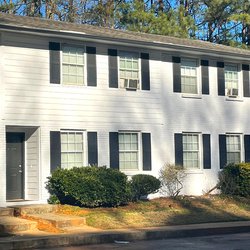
{"left": 225, "top": 64, "right": 239, "bottom": 97}
{"left": 119, "top": 132, "right": 139, "bottom": 170}
{"left": 61, "top": 131, "right": 85, "bottom": 168}
{"left": 119, "top": 52, "right": 139, "bottom": 89}
{"left": 62, "top": 45, "right": 85, "bottom": 86}
{"left": 226, "top": 134, "right": 241, "bottom": 164}
{"left": 183, "top": 133, "right": 200, "bottom": 169}
{"left": 181, "top": 58, "right": 198, "bottom": 94}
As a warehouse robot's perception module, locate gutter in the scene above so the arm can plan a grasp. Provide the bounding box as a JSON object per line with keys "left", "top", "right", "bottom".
{"left": 0, "top": 23, "right": 250, "bottom": 62}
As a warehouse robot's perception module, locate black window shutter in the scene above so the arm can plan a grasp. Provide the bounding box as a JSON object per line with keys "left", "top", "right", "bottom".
{"left": 201, "top": 60, "right": 209, "bottom": 95}
{"left": 49, "top": 42, "right": 60, "bottom": 84}
{"left": 108, "top": 49, "right": 118, "bottom": 88}
{"left": 141, "top": 53, "right": 150, "bottom": 90}
{"left": 87, "top": 132, "right": 98, "bottom": 166}
{"left": 242, "top": 64, "right": 250, "bottom": 97}
{"left": 173, "top": 57, "right": 181, "bottom": 93}
{"left": 174, "top": 133, "right": 183, "bottom": 166}
{"left": 244, "top": 135, "right": 250, "bottom": 162}
{"left": 219, "top": 134, "right": 227, "bottom": 169}
{"left": 203, "top": 134, "right": 211, "bottom": 169}
{"left": 50, "top": 131, "right": 61, "bottom": 172}
{"left": 109, "top": 132, "right": 119, "bottom": 169}
{"left": 142, "top": 133, "right": 152, "bottom": 171}
{"left": 217, "top": 62, "right": 225, "bottom": 96}
{"left": 86, "top": 46, "right": 97, "bottom": 86}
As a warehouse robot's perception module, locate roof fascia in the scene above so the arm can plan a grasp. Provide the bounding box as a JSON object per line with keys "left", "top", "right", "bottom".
{"left": 1, "top": 24, "right": 250, "bottom": 63}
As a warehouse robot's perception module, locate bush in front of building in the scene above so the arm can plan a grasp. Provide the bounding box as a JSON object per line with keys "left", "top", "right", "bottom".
{"left": 218, "top": 163, "right": 250, "bottom": 197}
{"left": 129, "top": 174, "right": 161, "bottom": 201}
{"left": 46, "top": 166, "right": 131, "bottom": 207}
{"left": 159, "top": 163, "right": 187, "bottom": 198}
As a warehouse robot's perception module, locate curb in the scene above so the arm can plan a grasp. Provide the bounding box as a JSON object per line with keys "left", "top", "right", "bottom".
{"left": 0, "top": 221, "right": 250, "bottom": 250}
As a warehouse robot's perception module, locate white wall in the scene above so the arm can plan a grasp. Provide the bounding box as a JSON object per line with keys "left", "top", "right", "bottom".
{"left": 1, "top": 30, "right": 250, "bottom": 202}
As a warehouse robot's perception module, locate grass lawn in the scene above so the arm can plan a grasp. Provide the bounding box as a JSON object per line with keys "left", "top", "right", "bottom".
{"left": 56, "top": 195, "right": 250, "bottom": 230}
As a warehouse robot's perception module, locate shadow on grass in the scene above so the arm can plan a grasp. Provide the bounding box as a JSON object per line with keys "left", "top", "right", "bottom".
{"left": 0, "top": 232, "right": 14, "bottom": 238}
{"left": 85, "top": 196, "right": 250, "bottom": 229}
{"left": 164, "top": 196, "right": 250, "bottom": 226}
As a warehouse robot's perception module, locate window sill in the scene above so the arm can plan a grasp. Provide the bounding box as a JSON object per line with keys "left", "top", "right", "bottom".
{"left": 121, "top": 169, "right": 145, "bottom": 176}
{"left": 181, "top": 93, "right": 202, "bottom": 99}
{"left": 184, "top": 169, "right": 203, "bottom": 174}
{"left": 225, "top": 96, "right": 243, "bottom": 102}
{"left": 51, "top": 83, "right": 87, "bottom": 88}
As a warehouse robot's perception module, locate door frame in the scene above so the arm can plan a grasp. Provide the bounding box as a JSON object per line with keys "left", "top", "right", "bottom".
{"left": 6, "top": 132, "right": 25, "bottom": 200}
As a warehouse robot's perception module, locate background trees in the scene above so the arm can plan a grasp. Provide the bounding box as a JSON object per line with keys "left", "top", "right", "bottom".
{"left": 0, "top": 0, "right": 250, "bottom": 48}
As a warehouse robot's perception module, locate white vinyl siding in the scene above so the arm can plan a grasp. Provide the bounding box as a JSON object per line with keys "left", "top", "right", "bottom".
{"left": 225, "top": 64, "right": 238, "bottom": 97}
{"left": 183, "top": 133, "right": 200, "bottom": 169}
{"left": 226, "top": 134, "right": 241, "bottom": 164}
{"left": 61, "top": 131, "right": 84, "bottom": 169}
{"left": 119, "top": 132, "right": 139, "bottom": 170}
{"left": 119, "top": 51, "right": 139, "bottom": 89}
{"left": 62, "top": 46, "right": 85, "bottom": 86}
{"left": 181, "top": 58, "right": 198, "bottom": 94}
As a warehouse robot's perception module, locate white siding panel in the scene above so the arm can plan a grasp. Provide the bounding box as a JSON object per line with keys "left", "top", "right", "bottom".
{"left": 3, "top": 30, "right": 250, "bottom": 201}
{"left": 25, "top": 128, "right": 40, "bottom": 201}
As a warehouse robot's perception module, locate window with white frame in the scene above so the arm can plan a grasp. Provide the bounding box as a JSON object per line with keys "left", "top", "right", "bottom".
{"left": 226, "top": 134, "right": 241, "bottom": 164}
{"left": 225, "top": 64, "right": 239, "bottom": 97}
{"left": 181, "top": 58, "right": 198, "bottom": 94}
{"left": 61, "top": 131, "right": 85, "bottom": 169}
{"left": 119, "top": 132, "right": 139, "bottom": 170}
{"left": 119, "top": 51, "right": 139, "bottom": 89}
{"left": 183, "top": 133, "right": 200, "bottom": 169}
{"left": 62, "top": 45, "right": 85, "bottom": 86}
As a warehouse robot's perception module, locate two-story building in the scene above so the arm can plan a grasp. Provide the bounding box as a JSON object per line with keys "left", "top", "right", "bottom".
{"left": 1, "top": 13, "right": 250, "bottom": 206}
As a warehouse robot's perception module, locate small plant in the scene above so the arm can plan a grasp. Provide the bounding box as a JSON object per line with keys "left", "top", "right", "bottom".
{"left": 130, "top": 174, "right": 161, "bottom": 201}
{"left": 218, "top": 163, "right": 250, "bottom": 197}
{"left": 159, "top": 163, "right": 186, "bottom": 198}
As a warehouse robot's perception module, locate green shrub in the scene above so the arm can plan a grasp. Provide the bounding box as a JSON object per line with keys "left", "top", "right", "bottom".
{"left": 130, "top": 174, "right": 161, "bottom": 201}
{"left": 218, "top": 163, "right": 250, "bottom": 197}
{"left": 46, "top": 166, "right": 131, "bottom": 207}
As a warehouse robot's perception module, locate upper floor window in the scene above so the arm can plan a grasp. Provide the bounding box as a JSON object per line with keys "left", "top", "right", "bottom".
{"left": 226, "top": 134, "right": 241, "bottom": 164}
{"left": 62, "top": 46, "right": 85, "bottom": 86}
{"left": 225, "top": 64, "right": 239, "bottom": 97}
{"left": 61, "top": 131, "right": 85, "bottom": 169}
{"left": 119, "top": 132, "right": 139, "bottom": 170}
{"left": 183, "top": 133, "right": 200, "bottom": 169}
{"left": 49, "top": 42, "right": 96, "bottom": 86}
{"left": 181, "top": 58, "right": 198, "bottom": 94}
{"left": 119, "top": 51, "right": 140, "bottom": 90}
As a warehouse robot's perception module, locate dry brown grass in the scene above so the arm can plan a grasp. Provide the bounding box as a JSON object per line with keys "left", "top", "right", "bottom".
{"left": 56, "top": 195, "right": 250, "bottom": 230}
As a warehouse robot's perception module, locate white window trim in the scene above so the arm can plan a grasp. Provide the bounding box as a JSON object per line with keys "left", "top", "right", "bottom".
{"left": 226, "top": 133, "right": 243, "bottom": 164}
{"left": 118, "top": 131, "right": 142, "bottom": 173}
{"left": 118, "top": 51, "right": 141, "bottom": 90}
{"left": 60, "top": 130, "right": 87, "bottom": 169}
{"left": 225, "top": 63, "right": 243, "bottom": 101}
{"left": 60, "top": 44, "right": 87, "bottom": 87}
{"left": 181, "top": 57, "right": 202, "bottom": 98}
{"left": 182, "top": 132, "right": 203, "bottom": 171}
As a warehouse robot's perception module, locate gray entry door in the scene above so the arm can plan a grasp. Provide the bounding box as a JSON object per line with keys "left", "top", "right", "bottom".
{"left": 6, "top": 132, "right": 25, "bottom": 200}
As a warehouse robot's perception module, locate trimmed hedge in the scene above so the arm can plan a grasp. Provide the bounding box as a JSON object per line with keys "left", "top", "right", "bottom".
{"left": 218, "top": 163, "right": 250, "bottom": 197}
{"left": 130, "top": 174, "right": 161, "bottom": 201}
{"left": 46, "top": 166, "right": 131, "bottom": 207}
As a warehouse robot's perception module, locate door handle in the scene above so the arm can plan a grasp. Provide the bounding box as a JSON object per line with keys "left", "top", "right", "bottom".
{"left": 19, "top": 170, "right": 22, "bottom": 173}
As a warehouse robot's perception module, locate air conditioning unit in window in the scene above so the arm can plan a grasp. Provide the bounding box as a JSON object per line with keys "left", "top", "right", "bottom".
{"left": 124, "top": 79, "right": 139, "bottom": 90}
{"left": 227, "top": 88, "right": 238, "bottom": 97}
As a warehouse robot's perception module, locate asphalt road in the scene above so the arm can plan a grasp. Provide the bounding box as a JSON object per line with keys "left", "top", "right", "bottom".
{"left": 40, "top": 232, "right": 250, "bottom": 250}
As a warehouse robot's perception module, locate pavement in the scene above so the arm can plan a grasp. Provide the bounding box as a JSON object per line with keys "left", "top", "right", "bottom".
{"left": 0, "top": 220, "right": 250, "bottom": 250}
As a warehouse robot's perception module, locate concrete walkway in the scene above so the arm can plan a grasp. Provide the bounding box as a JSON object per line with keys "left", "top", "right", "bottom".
{"left": 0, "top": 221, "right": 249, "bottom": 250}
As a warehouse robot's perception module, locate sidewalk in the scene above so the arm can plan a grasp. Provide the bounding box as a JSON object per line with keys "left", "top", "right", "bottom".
{"left": 0, "top": 221, "right": 250, "bottom": 250}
